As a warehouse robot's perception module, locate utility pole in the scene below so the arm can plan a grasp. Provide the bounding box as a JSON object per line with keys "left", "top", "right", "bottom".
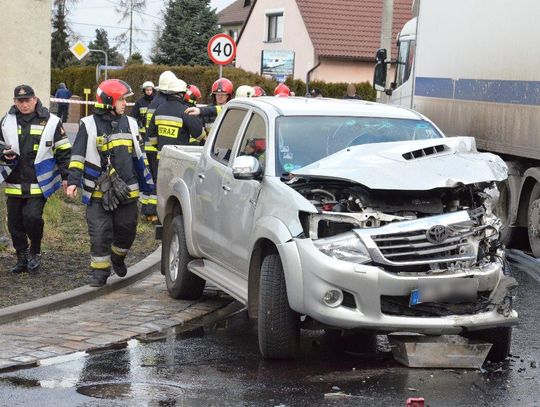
{"left": 379, "top": 0, "right": 394, "bottom": 102}
{"left": 129, "top": 0, "right": 133, "bottom": 57}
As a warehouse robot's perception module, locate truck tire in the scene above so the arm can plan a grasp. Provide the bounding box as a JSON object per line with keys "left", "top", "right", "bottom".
{"left": 258, "top": 254, "right": 300, "bottom": 359}
{"left": 528, "top": 183, "right": 540, "bottom": 257}
{"left": 464, "top": 327, "right": 512, "bottom": 362}
{"left": 162, "top": 215, "right": 205, "bottom": 300}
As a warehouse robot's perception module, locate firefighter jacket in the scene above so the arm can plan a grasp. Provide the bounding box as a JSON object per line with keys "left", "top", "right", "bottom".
{"left": 0, "top": 100, "right": 71, "bottom": 198}
{"left": 143, "top": 92, "right": 167, "bottom": 153}
{"left": 198, "top": 104, "right": 223, "bottom": 136}
{"left": 146, "top": 94, "right": 203, "bottom": 153}
{"left": 130, "top": 92, "right": 155, "bottom": 135}
{"left": 67, "top": 109, "right": 153, "bottom": 205}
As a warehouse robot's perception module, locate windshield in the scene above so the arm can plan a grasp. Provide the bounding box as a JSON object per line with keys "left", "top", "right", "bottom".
{"left": 275, "top": 116, "right": 443, "bottom": 174}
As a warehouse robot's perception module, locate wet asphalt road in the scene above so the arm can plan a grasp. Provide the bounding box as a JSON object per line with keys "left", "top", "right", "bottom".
{"left": 1, "top": 260, "right": 539, "bottom": 407}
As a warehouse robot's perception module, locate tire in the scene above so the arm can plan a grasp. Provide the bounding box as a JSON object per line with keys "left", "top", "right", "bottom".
{"left": 162, "top": 215, "right": 205, "bottom": 300}
{"left": 464, "top": 327, "right": 512, "bottom": 363}
{"left": 527, "top": 183, "right": 540, "bottom": 257}
{"left": 258, "top": 254, "right": 300, "bottom": 359}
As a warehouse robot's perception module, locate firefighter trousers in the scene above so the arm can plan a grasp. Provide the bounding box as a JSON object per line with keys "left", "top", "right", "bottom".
{"left": 86, "top": 200, "right": 138, "bottom": 275}
{"left": 141, "top": 151, "right": 158, "bottom": 217}
{"left": 7, "top": 196, "right": 46, "bottom": 254}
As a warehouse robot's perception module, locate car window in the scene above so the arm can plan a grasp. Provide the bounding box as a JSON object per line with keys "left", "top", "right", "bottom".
{"left": 237, "top": 113, "right": 267, "bottom": 169}
{"left": 212, "top": 108, "right": 248, "bottom": 164}
{"left": 276, "top": 116, "right": 442, "bottom": 175}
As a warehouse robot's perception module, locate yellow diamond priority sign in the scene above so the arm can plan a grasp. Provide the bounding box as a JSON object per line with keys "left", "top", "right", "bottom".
{"left": 70, "top": 41, "right": 90, "bottom": 60}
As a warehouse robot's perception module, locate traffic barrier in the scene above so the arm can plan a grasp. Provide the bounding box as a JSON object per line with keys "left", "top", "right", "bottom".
{"left": 50, "top": 97, "right": 135, "bottom": 106}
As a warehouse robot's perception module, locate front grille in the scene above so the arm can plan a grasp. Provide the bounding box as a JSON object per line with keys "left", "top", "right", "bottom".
{"left": 370, "top": 227, "right": 476, "bottom": 266}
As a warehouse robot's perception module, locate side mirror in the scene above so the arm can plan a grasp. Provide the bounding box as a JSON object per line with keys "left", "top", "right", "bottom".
{"left": 232, "top": 155, "right": 262, "bottom": 180}
{"left": 373, "top": 61, "right": 388, "bottom": 92}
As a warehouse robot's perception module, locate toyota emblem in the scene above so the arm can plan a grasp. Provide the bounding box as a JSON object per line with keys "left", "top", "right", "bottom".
{"left": 426, "top": 225, "right": 451, "bottom": 244}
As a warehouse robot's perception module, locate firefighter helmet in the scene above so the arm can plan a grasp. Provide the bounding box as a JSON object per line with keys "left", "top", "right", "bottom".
{"left": 156, "top": 71, "right": 177, "bottom": 93}
{"left": 141, "top": 81, "right": 155, "bottom": 90}
{"left": 253, "top": 86, "right": 266, "bottom": 97}
{"left": 168, "top": 77, "right": 188, "bottom": 94}
{"left": 235, "top": 85, "right": 255, "bottom": 98}
{"left": 273, "top": 83, "right": 290, "bottom": 97}
{"left": 184, "top": 85, "right": 202, "bottom": 105}
{"left": 96, "top": 79, "right": 133, "bottom": 107}
{"left": 211, "top": 77, "right": 234, "bottom": 95}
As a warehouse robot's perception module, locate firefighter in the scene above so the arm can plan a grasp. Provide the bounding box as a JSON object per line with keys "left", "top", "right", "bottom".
{"left": 65, "top": 79, "right": 153, "bottom": 287}
{"left": 140, "top": 71, "right": 177, "bottom": 222}
{"left": 0, "top": 85, "right": 71, "bottom": 273}
{"left": 185, "top": 77, "right": 234, "bottom": 134}
{"left": 131, "top": 81, "right": 155, "bottom": 136}
{"left": 147, "top": 77, "right": 203, "bottom": 152}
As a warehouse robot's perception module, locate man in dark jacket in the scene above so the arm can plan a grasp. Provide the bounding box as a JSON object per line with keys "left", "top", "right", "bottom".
{"left": 66, "top": 79, "right": 153, "bottom": 287}
{"left": 54, "top": 83, "right": 72, "bottom": 122}
{"left": 0, "top": 84, "right": 71, "bottom": 273}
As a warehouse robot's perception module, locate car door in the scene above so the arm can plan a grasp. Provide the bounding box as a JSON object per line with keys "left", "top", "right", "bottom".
{"left": 218, "top": 110, "right": 268, "bottom": 275}
{"left": 192, "top": 108, "right": 250, "bottom": 259}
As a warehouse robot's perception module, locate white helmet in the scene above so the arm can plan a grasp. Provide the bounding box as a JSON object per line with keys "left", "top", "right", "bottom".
{"left": 156, "top": 71, "right": 177, "bottom": 93}
{"left": 235, "top": 85, "right": 255, "bottom": 98}
{"left": 142, "top": 81, "right": 155, "bottom": 89}
{"left": 168, "top": 77, "right": 188, "bottom": 94}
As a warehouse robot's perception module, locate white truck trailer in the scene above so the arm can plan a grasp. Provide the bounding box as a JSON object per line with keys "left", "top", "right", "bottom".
{"left": 373, "top": 0, "right": 540, "bottom": 256}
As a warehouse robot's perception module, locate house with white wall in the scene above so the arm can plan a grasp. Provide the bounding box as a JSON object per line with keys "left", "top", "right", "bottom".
{"left": 235, "top": 0, "right": 411, "bottom": 84}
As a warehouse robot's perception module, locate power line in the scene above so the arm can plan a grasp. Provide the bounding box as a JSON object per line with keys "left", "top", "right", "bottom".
{"left": 70, "top": 21, "right": 160, "bottom": 32}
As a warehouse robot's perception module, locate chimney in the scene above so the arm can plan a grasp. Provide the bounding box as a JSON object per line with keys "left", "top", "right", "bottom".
{"left": 244, "top": 0, "right": 251, "bottom": 7}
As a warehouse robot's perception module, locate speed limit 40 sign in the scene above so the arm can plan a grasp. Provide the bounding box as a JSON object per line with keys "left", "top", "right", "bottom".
{"left": 207, "top": 34, "right": 236, "bottom": 65}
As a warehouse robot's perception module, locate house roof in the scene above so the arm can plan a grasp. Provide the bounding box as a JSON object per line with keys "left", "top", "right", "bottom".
{"left": 295, "top": 0, "right": 412, "bottom": 60}
{"left": 218, "top": 0, "right": 253, "bottom": 26}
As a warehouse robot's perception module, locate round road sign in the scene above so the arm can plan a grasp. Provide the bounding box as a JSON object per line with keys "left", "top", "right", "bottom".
{"left": 207, "top": 34, "right": 236, "bottom": 65}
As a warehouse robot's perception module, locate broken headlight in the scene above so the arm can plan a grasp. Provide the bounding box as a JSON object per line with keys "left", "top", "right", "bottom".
{"left": 313, "top": 232, "right": 371, "bottom": 264}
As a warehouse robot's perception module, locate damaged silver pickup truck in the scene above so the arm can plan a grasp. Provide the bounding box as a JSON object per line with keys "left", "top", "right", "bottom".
{"left": 156, "top": 97, "right": 518, "bottom": 360}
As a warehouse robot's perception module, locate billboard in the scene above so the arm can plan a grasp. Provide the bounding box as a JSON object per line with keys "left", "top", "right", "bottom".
{"left": 261, "top": 50, "right": 295, "bottom": 80}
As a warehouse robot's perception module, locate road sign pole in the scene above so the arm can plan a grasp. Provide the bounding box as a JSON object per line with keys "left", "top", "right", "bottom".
{"left": 90, "top": 49, "right": 108, "bottom": 81}
{"left": 219, "top": 65, "right": 223, "bottom": 79}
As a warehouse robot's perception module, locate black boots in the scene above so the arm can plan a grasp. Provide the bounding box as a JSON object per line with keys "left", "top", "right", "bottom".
{"left": 28, "top": 253, "right": 41, "bottom": 273}
{"left": 89, "top": 269, "right": 110, "bottom": 287}
{"left": 10, "top": 249, "right": 28, "bottom": 274}
{"left": 111, "top": 252, "right": 127, "bottom": 277}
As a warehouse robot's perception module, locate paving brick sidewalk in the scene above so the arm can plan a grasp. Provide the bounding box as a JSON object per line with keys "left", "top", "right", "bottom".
{"left": 0, "top": 271, "right": 230, "bottom": 371}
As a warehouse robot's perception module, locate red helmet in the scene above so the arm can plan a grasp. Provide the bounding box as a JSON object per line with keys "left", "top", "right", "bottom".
{"left": 96, "top": 79, "right": 133, "bottom": 107}
{"left": 211, "top": 78, "right": 234, "bottom": 95}
{"left": 184, "top": 84, "right": 202, "bottom": 105}
{"left": 253, "top": 86, "right": 266, "bottom": 97}
{"left": 274, "top": 83, "right": 290, "bottom": 97}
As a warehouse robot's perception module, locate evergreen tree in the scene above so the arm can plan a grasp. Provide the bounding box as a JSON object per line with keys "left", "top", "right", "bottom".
{"left": 126, "top": 52, "right": 144, "bottom": 65}
{"left": 51, "top": 2, "right": 74, "bottom": 68}
{"left": 152, "top": 0, "right": 219, "bottom": 66}
{"left": 85, "top": 29, "right": 125, "bottom": 67}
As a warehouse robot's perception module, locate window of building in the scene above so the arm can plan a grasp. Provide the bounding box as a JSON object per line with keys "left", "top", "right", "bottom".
{"left": 228, "top": 29, "right": 238, "bottom": 41}
{"left": 267, "top": 13, "right": 283, "bottom": 42}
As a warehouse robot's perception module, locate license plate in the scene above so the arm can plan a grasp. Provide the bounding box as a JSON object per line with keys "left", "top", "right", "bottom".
{"left": 409, "top": 277, "right": 479, "bottom": 306}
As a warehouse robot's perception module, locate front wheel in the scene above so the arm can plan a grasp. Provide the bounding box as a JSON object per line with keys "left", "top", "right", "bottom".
{"left": 464, "top": 327, "right": 512, "bottom": 362}
{"left": 162, "top": 215, "right": 205, "bottom": 300}
{"left": 258, "top": 254, "right": 300, "bottom": 359}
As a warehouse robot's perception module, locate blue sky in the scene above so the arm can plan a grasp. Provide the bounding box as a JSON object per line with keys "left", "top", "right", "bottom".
{"left": 65, "top": 0, "right": 234, "bottom": 62}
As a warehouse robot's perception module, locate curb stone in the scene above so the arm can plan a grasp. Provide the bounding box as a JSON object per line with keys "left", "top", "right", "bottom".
{"left": 0, "top": 247, "right": 162, "bottom": 325}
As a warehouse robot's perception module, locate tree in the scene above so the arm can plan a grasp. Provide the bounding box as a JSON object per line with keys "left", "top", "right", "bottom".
{"left": 115, "top": 0, "right": 147, "bottom": 58}
{"left": 85, "top": 29, "right": 125, "bottom": 67}
{"left": 152, "top": 0, "right": 219, "bottom": 66}
{"left": 51, "top": 2, "right": 74, "bottom": 68}
{"left": 126, "top": 52, "right": 144, "bottom": 65}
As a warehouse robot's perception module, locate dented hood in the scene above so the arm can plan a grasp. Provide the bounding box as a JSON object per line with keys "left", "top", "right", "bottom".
{"left": 292, "top": 137, "right": 507, "bottom": 190}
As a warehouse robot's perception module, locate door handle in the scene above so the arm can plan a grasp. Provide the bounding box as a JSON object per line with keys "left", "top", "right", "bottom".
{"left": 222, "top": 185, "right": 231, "bottom": 192}
{"left": 198, "top": 173, "right": 205, "bottom": 180}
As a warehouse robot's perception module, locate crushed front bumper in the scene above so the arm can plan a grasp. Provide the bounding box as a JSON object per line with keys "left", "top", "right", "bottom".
{"left": 279, "top": 238, "right": 518, "bottom": 335}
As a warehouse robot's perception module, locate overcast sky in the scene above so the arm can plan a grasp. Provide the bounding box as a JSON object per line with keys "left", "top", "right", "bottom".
{"left": 65, "top": 0, "right": 235, "bottom": 63}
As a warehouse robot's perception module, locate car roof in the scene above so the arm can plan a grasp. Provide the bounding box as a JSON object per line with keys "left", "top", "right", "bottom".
{"left": 228, "top": 96, "right": 424, "bottom": 120}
